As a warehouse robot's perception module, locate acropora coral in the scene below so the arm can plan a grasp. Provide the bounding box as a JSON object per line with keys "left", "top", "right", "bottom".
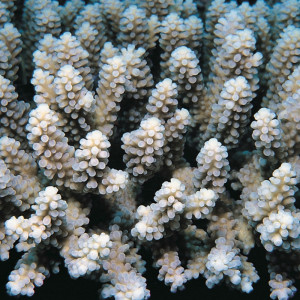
{"left": 0, "top": 0, "right": 299, "bottom": 299}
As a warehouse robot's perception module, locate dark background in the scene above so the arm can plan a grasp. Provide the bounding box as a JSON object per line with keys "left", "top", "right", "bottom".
{"left": 2, "top": 244, "right": 298, "bottom": 300}
{"left": 0, "top": 249, "right": 272, "bottom": 300}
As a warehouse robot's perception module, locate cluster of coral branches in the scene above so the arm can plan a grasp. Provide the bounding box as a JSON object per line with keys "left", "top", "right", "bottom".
{"left": 0, "top": 0, "right": 299, "bottom": 299}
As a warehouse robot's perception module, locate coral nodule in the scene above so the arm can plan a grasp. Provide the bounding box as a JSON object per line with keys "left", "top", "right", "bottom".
{"left": 0, "top": 0, "right": 299, "bottom": 299}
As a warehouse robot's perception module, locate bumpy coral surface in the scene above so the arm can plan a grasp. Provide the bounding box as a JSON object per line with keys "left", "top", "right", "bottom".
{"left": 0, "top": 0, "right": 299, "bottom": 300}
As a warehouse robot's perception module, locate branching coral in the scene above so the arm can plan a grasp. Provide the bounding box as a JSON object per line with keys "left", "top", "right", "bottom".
{"left": 0, "top": 1, "right": 300, "bottom": 300}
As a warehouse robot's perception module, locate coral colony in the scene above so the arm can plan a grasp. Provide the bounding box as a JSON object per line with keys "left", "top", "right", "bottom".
{"left": 0, "top": 0, "right": 299, "bottom": 299}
